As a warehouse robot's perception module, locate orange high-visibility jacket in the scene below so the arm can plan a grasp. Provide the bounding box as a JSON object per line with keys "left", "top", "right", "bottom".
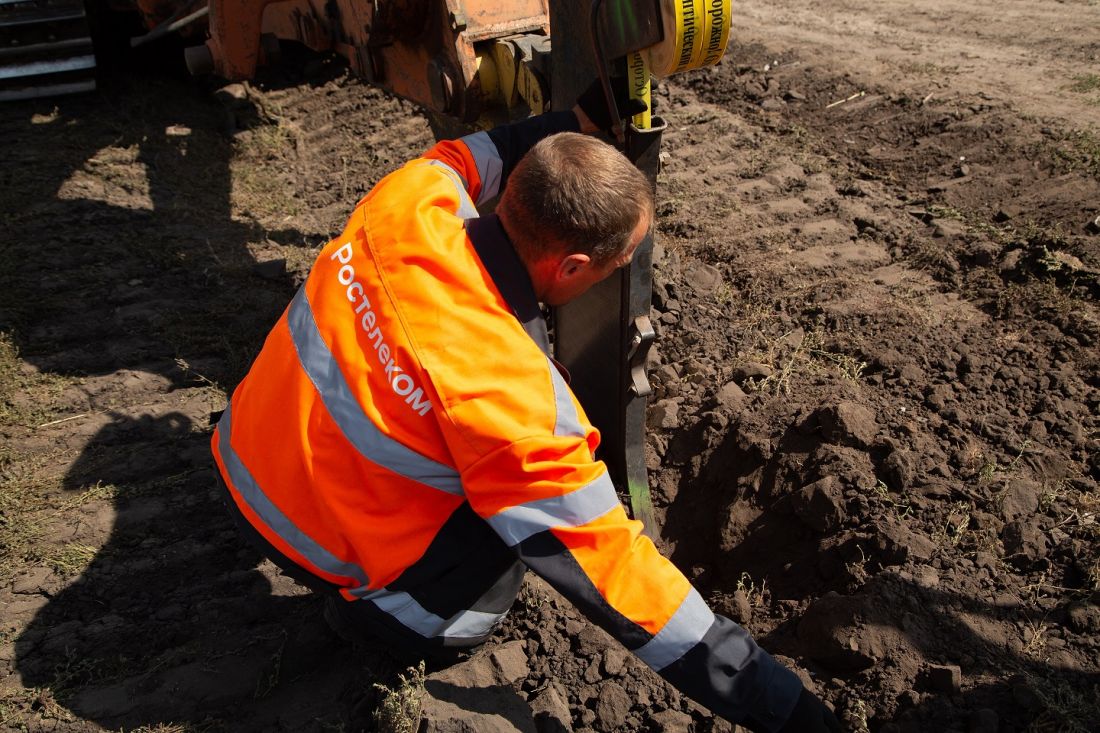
{"left": 212, "top": 112, "right": 800, "bottom": 730}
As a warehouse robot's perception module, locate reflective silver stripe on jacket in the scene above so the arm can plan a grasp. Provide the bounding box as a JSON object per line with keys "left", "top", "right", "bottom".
{"left": 486, "top": 471, "right": 620, "bottom": 547}
{"left": 461, "top": 131, "right": 503, "bottom": 205}
{"left": 217, "top": 405, "right": 372, "bottom": 591}
{"left": 548, "top": 356, "right": 584, "bottom": 438}
{"left": 357, "top": 587, "right": 506, "bottom": 640}
{"left": 287, "top": 287, "right": 465, "bottom": 496}
{"left": 633, "top": 587, "right": 716, "bottom": 671}
{"left": 426, "top": 160, "right": 479, "bottom": 219}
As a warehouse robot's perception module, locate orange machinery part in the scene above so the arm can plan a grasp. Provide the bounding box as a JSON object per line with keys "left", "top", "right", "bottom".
{"left": 183, "top": 0, "right": 548, "bottom": 121}
{"left": 130, "top": 0, "right": 187, "bottom": 29}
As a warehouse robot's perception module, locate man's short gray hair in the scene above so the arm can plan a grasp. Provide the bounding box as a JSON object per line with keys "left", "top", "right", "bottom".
{"left": 499, "top": 132, "right": 653, "bottom": 266}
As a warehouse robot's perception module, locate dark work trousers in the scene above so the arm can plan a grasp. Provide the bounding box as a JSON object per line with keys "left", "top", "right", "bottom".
{"left": 216, "top": 474, "right": 524, "bottom": 661}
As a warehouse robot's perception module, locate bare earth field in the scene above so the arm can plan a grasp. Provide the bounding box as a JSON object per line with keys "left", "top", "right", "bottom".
{"left": 1, "top": 1, "right": 1098, "bottom": 731}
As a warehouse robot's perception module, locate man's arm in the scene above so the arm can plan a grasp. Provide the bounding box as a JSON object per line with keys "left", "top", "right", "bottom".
{"left": 516, "top": 506, "right": 806, "bottom": 730}
{"left": 423, "top": 95, "right": 833, "bottom": 732}
{"left": 446, "top": 378, "right": 808, "bottom": 730}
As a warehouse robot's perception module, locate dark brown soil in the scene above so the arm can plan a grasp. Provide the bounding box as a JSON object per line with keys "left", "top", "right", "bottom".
{"left": 2, "top": 3, "right": 1098, "bottom": 732}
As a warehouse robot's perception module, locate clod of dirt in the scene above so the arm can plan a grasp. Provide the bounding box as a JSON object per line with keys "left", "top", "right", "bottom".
{"left": 732, "top": 362, "right": 774, "bottom": 383}
{"left": 572, "top": 622, "right": 613, "bottom": 659}
{"left": 967, "top": 240, "right": 1002, "bottom": 267}
{"left": 797, "top": 588, "right": 917, "bottom": 672}
{"left": 998, "top": 477, "right": 1042, "bottom": 521}
{"left": 710, "top": 590, "right": 753, "bottom": 626}
{"left": 421, "top": 640, "right": 533, "bottom": 733}
{"left": 593, "top": 681, "right": 632, "bottom": 731}
{"left": 715, "top": 381, "right": 747, "bottom": 410}
{"left": 490, "top": 642, "right": 532, "bottom": 683}
{"left": 793, "top": 476, "right": 847, "bottom": 533}
{"left": 969, "top": 708, "right": 999, "bottom": 733}
{"left": 805, "top": 444, "right": 878, "bottom": 493}
{"left": 1065, "top": 599, "right": 1100, "bottom": 633}
{"left": 731, "top": 590, "right": 753, "bottom": 627}
{"left": 683, "top": 261, "right": 723, "bottom": 295}
{"left": 530, "top": 682, "right": 572, "bottom": 733}
{"left": 882, "top": 448, "right": 917, "bottom": 491}
{"left": 648, "top": 399, "right": 682, "bottom": 429}
{"left": 815, "top": 401, "right": 879, "bottom": 449}
{"left": 924, "top": 663, "right": 962, "bottom": 695}
{"left": 874, "top": 520, "right": 936, "bottom": 565}
{"left": 650, "top": 708, "right": 694, "bottom": 732}
{"left": 999, "top": 249, "right": 1026, "bottom": 276}
{"left": 1001, "top": 518, "right": 1050, "bottom": 564}
{"left": 600, "top": 647, "right": 627, "bottom": 678}
{"left": 932, "top": 218, "right": 967, "bottom": 240}
{"left": 798, "top": 592, "right": 878, "bottom": 670}
{"left": 872, "top": 348, "right": 910, "bottom": 373}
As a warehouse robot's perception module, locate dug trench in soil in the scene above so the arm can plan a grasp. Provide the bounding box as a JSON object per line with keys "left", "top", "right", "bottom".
{"left": 489, "top": 43, "right": 1099, "bottom": 733}
{"left": 1, "top": 14, "right": 1098, "bottom": 733}
{"left": 635, "top": 42, "right": 1099, "bottom": 733}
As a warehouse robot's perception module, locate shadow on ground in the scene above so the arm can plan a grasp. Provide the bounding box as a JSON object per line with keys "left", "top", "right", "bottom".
{"left": 2, "top": 56, "right": 412, "bottom": 731}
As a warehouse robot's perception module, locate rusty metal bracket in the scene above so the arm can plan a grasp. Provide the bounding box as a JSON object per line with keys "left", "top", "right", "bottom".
{"left": 627, "top": 315, "right": 655, "bottom": 397}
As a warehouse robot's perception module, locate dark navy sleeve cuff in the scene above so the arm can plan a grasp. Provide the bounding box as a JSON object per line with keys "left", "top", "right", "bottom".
{"left": 740, "top": 650, "right": 804, "bottom": 731}
{"left": 485, "top": 110, "right": 581, "bottom": 184}
{"left": 658, "top": 614, "right": 804, "bottom": 732}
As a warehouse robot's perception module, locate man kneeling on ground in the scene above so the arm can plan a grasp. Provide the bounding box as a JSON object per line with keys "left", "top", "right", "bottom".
{"left": 212, "top": 88, "right": 841, "bottom": 733}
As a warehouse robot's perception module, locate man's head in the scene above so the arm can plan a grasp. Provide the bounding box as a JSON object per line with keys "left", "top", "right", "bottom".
{"left": 497, "top": 132, "right": 653, "bottom": 306}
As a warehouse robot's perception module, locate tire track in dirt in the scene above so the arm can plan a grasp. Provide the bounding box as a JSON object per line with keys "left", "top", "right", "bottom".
{"left": 736, "top": 0, "right": 1100, "bottom": 125}
{"left": 232, "top": 64, "right": 434, "bottom": 239}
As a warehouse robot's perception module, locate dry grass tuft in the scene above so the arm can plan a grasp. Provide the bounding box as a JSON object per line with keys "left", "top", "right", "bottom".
{"left": 372, "top": 661, "right": 426, "bottom": 733}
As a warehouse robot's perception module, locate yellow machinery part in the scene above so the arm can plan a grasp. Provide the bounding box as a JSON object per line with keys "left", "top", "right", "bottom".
{"left": 476, "top": 48, "right": 502, "bottom": 104}
{"left": 516, "top": 63, "right": 548, "bottom": 115}
{"left": 476, "top": 38, "right": 551, "bottom": 124}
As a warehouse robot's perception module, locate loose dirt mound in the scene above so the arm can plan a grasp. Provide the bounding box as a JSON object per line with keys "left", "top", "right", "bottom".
{"left": 2, "top": 4, "right": 1098, "bottom": 732}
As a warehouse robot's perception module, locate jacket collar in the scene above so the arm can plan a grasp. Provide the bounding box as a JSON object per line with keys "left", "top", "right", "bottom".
{"left": 465, "top": 214, "right": 550, "bottom": 357}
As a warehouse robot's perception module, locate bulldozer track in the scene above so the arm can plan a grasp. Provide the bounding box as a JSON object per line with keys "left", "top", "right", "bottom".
{"left": 0, "top": 0, "right": 95, "bottom": 101}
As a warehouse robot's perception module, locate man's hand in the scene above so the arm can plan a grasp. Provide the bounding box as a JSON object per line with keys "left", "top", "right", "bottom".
{"left": 573, "top": 78, "right": 648, "bottom": 135}
{"left": 777, "top": 688, "right": 843, "bottom": 733}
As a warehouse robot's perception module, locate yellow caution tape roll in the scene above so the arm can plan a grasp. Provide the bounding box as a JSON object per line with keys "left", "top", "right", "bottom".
{"left": 696, "top": 0, "right": 732, "bottom": 68}
{"left": 627, "top": 51, "right": 651, "bottom": 129}
{"left": 645, "top": 0, "right": 732, "bottom": 78}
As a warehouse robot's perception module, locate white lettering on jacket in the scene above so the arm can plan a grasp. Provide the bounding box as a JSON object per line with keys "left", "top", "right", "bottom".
{"left": 330, "top": 242, "right": 432, "bottom": 416}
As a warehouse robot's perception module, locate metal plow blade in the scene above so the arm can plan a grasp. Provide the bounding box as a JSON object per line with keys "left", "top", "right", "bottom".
{"left": 0, "top": 0, "right": 95, "bottom": 102}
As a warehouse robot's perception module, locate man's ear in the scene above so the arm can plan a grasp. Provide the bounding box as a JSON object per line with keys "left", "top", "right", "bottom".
{"left": 557, "top": 252, "right": 592, "bottom": 280}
